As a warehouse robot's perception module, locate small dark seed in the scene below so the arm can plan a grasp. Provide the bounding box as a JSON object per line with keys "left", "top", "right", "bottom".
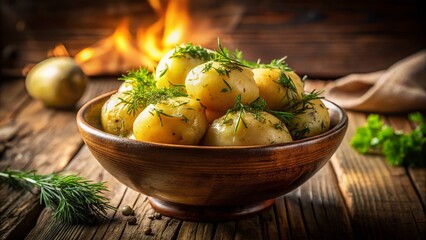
{"left": 143, "top": 227, "right": 152, "bottom": 235}
{"left": 154, "top": 212, "right": 162, "bottom": 219}
{"left": 127, "top": 216, "right": 137, "bottom": 225}
{"left": 121, "top": 205, "right": 133, "bottom": 216}
{"left": 147, "top": 214, "right": 155, "bottom": 220}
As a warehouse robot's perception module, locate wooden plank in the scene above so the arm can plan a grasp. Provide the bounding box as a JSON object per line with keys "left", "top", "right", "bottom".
{"left": 234, "top": 217, "right": 263, "bottom": 240}
{"left": 258, "top": 207, "right": 280, "bottom": 240}
{"left": 0, "top": 80, "right": 30, "bottom": 125}
{"left": 386, "top": 115, "right": 426, "bottom": 237}
{"left": 24, "top": 146, "right": 129, "bottom": 240}
{"left": 283, "top": 188, "right": 309, "bottom": 239}
{"left": 274, "top": 196, "right": 291, "bottom": 239}
{"left": 330, "top": 111, "right": 426, "bottom": 239}
{"left": 213, "top": 221, "right": 236, "bottom": 240}
{"left": 0, "top": 79, "right": 120, "bottom": 240}
{"left": 385, "top": 115, "right": 426, "bottom": 209}
{"left": 280, "top": 162, "right": 353, "bottom": 239}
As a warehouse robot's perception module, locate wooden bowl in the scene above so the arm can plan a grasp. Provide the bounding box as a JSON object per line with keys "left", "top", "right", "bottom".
{"left": 76, "top": 91, "right": 348, "bottom": 221}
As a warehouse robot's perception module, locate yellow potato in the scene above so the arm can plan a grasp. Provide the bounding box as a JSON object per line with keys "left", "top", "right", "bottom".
{"left": 186, "top": 61, "right": 259, "bottom": 116}
{"left": 288, "top": 99, "right": 330, "bottom": 139}
{"left": 118, "top": 81, "right": 134, "bottom": 92}
{"left": 203, "top": 111, "right": 293, "bottom": 146}
{"left": 155, "top": 44, "right": 211, "bottom": 88}
{"left": 253, "top": 68, "right": 304, "bottom": 110}
{"left": 101, "top": 92, "right": 141, "bottom": 137}
{"left": 133, "top": 97, "right": 208, "bottom": 145}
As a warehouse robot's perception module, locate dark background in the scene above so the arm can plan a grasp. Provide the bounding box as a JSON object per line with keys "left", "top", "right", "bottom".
{"left": 1, "top": 0, "right": 425, "bottom": 79}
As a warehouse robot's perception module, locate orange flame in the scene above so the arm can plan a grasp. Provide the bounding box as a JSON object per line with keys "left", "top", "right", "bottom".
{"left": 73, "top": 0, "right": 191, "bottom": 75}
{"left": 48, "top": 44, "right": 70, "bottom": 57}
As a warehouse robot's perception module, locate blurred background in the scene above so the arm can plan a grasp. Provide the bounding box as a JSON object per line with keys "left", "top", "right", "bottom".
{"left": 1, "top": 0, "right": 425, "bottom": 79}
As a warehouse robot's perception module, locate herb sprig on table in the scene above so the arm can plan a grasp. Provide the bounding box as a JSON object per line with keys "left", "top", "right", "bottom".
{"left": 0, "top": 169, "right": 115, "bottom": 224}
{"left": 351, "top": 112, "right": 426, "bottom": 167}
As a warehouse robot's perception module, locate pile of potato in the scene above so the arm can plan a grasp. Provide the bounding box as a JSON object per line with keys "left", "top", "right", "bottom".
{"left": 100, "top": 43, "right": 330, "bottom": 146}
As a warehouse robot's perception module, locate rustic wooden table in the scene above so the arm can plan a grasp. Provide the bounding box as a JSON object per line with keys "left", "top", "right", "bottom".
{"left": 0, "top": 78, "right": 425, "bottom": 240}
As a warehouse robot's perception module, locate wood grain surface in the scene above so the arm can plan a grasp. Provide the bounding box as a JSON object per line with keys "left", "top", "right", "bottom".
{"left": 1, "top": 78, "right": 425, "bottom": 239}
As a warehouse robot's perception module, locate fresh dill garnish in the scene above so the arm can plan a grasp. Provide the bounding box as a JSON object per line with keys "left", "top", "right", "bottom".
{"left": 202, "top": 38, "right": 251, "bottom": 75}
{"left": 149, "top": 99, "right": 190, "bottom": 126}
{"left": 149, "top": 108, "right": 188, "bottom": 126}
{"left": 257, "top": 57, "right": 293, "bottom": 72}
{"left": 158, "top": 64, "right": 168, "bottom": 78}
{"left": 212, "top": 38, "right": 249, "bottom": 69}
{"left": 223, "top": 95, "right": 293, "bottom": 133}
{"left": 170, "top": 43, "right": 212, "bottom": 61}
{"left": 0, "top": 169, "right": 115, "bottom": 224}
{"left": 291, "top": 126, "right": 311, "bottom": 140}
{"left": 286, "top": 89, "right": 324, "bottom": 114}
{"left": 118, "top": 67, "right": 187, "bottom": 115}
{"left": 222, "top": 79, "right": 233, "bottom": 92}
{"left": 276, "top": 71, "right": 297, "bottom": 93}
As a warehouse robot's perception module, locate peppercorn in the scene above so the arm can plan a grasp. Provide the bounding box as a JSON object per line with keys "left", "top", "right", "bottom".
{"left": 143, "top": 227, "right": 152, "bottom": 235}
{"left": 127, "top": 216, "right": 137, "bottom": 225}
{"left": 121, "top": 205, "right": 133, "bottom": 216}
{"left": 154, "top": 212, "right": 162, "bottom": 219}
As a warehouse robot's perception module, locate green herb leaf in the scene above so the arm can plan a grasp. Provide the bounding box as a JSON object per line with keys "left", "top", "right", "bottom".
{"left": 118, "top": 67, "right": 187, "bottom": 115}
{"left": 170, "top": 43, "right": 212, "bottom": 61}
{"left": 0, "top": 170, "right": 116, "bottom": 224}
{"left": 350, "top": 113, "right": 426, "bottom": 167}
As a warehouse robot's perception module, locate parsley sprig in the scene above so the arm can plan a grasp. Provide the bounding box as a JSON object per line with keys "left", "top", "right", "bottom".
{"left": 351, "top": 113, "right": 426, "bottom": 167}
{"left": 0, "top": 169, "right": 115, "bottom": 224}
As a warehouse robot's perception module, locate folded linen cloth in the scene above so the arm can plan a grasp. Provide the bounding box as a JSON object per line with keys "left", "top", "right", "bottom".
{"left": 324, "top": 50, "right": 426, "bottom": 113}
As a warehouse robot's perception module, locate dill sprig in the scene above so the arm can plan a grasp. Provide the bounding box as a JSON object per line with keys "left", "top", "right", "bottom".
{"left": 0, "top": 169, "right": 115, "bottom": 224}
{"left": 203, "top": 38, "right": 251, "bottom": 76}
{"left": 170, "top": 43, "right": 212, "bottom": 61}
{"left": 118, "top": 67, "right": 187, "bottom": 115}
{"left": 212, "top": 38, "right": 248, "bottom": 68}
{"left": 224, "top": 95, "right": 293, "bottom": 133}
{"left": 286, "top": 89, "right": 324, "bottom": 114}
{"left": 149, "top": 98, "right": 191, "bottom": 126}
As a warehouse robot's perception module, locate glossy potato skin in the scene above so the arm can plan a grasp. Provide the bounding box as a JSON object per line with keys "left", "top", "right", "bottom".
{"left": 101, "top": 92, "right": 140, "bottom": 137}
{"left": 155, "top": 47, "right": 208, "bottom": 89}
{"left": 25, "top": 57, "right": 87, "bottom": 108}
{"left": 288, "top": 99, "right": 330, "bottom": 139}
{"left": 185, "top": 61, "right": 259, "bottom": 119}
{"left": 133, "top": 97, "right": 208, "bottom": 145}
{"left": 253, "top": 68, "right": 304, "bottom": 110}
{"left": 203, "top": 111, "right": 293, "bottom": 146}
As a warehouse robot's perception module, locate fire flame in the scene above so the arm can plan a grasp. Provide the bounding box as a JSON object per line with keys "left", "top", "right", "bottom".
{"left": 73, "top": 0, "right": 190, "bottom": 75}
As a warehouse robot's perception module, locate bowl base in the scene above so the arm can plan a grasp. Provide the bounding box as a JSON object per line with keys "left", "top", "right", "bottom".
{"left": 148, "top": 197, "right": 275, "bottom": 222}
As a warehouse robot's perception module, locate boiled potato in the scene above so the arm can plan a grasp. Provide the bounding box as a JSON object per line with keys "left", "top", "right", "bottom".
{"left": 101, "top": 92, "right": 141, "bottom": 137}
{"left": 253, "top": 68, "right": 304, "bottom": 110}
{"left": 287, "top": 98, "right": 330, "bottom": 139}
{"left": 203, "top": 111, "right": 293, "bottom": 146}
{"left": 133, "top": 97, "right": 208, "bottom": 145}
{"left": 25, "top": 57, "right": 87, "bottom": 108}
{"left": 186, "top": 61, "right": 259, "bottom": 122}
{"left": 118, "top": 81, "right": 134, "bottom": 92}
{"left": 155, "top": 44, "right": 211, "bottom": 88}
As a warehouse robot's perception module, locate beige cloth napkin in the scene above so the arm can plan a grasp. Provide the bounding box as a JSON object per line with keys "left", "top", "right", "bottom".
{"left": 325, "top": 50, "right": 426, "bottom": 113}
